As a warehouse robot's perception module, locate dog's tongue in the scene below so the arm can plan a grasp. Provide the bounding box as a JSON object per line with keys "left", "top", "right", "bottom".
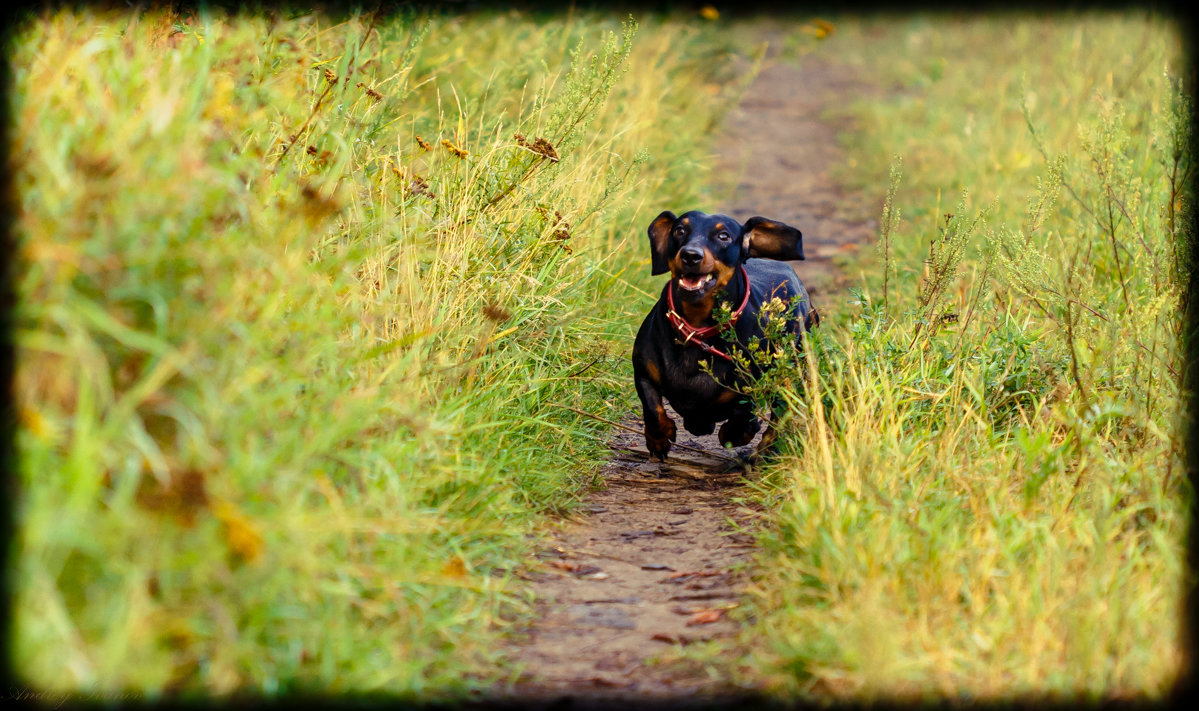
{"left": 680, "top": 275, "right": 704, "bottom": 289}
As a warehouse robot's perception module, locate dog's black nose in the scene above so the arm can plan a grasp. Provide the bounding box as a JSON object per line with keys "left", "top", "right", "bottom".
{"left": 680, "top": 247, "right": 704, "bottom": 266}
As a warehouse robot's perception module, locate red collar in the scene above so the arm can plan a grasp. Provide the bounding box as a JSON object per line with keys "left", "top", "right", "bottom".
{"left": 664, "top": 266, "right": 750, "bottom": 363}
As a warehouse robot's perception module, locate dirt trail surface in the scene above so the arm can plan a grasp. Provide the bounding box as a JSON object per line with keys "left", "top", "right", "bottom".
{"left": 490, "top": 420, "right": 760, "bottom": 708}
{"left": 720, "top": 57, "right": 879, "bottom": 315}
{"left": 487, "top": 56, "right": 877, "bottom": 708}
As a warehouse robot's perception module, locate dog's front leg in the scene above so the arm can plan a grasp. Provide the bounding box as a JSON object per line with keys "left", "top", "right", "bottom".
{"left": 718, "top": 402, "right": 760, "bottom": 449}
{"left": 635, "top": 374, "right": 676, "bottom": 461}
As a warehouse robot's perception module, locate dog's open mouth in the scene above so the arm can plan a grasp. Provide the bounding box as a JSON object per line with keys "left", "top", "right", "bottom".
{"left": 677, "top": 272, "right": 716, "bottom": 293}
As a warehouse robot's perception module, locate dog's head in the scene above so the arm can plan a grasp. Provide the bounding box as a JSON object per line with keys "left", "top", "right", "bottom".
{"left": 646, "top": 210, "right": 804, "bottom": 302}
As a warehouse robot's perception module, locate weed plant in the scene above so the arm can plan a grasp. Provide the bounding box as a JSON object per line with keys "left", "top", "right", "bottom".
{"left": 10, "top": 6, "right": 743, "bottom": 696}
{"left": 743, "top": 13, "right": 1190, "bottom": 699}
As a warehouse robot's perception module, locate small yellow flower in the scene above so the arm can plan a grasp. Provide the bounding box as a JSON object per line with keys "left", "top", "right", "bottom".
{"left": 440, "top": 556, "right": 468, "bottom": 579}
{"left": 700, "top": 6, "right": 719, "bottom": 20}
{"left": 19, "top": 405, "right": 49, "bottom": 440}
{"left": 204, "top": 73, "right": 236, "bottom": 123}
{"left": 441, "top": 138, "right": 469, "bottom": 159}
{"left": 214, "top": 500, "right": 264, "bottom": 563}
{"left": 802, "top": 19, "right": 835, "bottom": 39}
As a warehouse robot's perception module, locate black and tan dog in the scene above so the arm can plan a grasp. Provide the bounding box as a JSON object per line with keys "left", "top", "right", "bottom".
{"left": 632, "top": 210, "right": 819, "bottom": 461}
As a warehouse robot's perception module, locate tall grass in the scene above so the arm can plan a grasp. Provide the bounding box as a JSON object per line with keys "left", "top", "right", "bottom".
{"left": 17, "top": 7, "right": 1188, "bottom": 701}
{"left": 10, "top": 6, "right": 743, "bottom": 696}
{"left": 744, "top": 13, "right": 1189, "bottom": 699}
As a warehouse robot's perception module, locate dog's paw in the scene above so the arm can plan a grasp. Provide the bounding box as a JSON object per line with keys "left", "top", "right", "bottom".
{"left": 718, "top": 417, "right": 760, "bottom": 449}
{"left": 645, "top": 418, "right": 677, "bottom": 461}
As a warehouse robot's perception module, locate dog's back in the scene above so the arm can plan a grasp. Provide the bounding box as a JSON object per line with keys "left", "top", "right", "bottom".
{"left": 743, "top": 258, "right": 817, "bottom": 337}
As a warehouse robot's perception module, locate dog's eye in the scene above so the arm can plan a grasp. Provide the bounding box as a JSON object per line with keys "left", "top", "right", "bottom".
{"left": 673, "top": 226, "right": 687, "bottom": 238}
{"left": 716, "top": 231, "right": 730, "bottom": 242}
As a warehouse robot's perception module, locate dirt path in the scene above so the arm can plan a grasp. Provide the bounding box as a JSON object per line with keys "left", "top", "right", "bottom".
{"left": 719, "top": 56, "right": 879, "bottom": 317}
{"left": 489, "top": 419, "right": 761, "bottom": 707}
{"left": 489, "top": 55, "right": 876, "bottom": 708}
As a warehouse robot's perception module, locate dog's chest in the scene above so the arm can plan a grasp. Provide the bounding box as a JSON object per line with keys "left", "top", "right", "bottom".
{"left": 661, "top": 342, "right": 738, "bottom": 399}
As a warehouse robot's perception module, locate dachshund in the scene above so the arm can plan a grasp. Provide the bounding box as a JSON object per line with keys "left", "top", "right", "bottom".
{"left": 631, "top": 210, "right": 818, "bottom": 461}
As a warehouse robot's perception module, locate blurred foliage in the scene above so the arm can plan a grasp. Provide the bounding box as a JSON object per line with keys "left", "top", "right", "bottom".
{"left": 742, "top": 11, "right": 1189, "bottom": 700}
{"left": 10, "top": 5, "right": 749, "bottom": 697}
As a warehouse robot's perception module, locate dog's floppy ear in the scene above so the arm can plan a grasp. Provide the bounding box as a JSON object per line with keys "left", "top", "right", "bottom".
{"left": 648, "top": 210, "right": 677, "bottom": 275}
{"left": 742, "top": 216, "right": 805, "bottom": 261}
